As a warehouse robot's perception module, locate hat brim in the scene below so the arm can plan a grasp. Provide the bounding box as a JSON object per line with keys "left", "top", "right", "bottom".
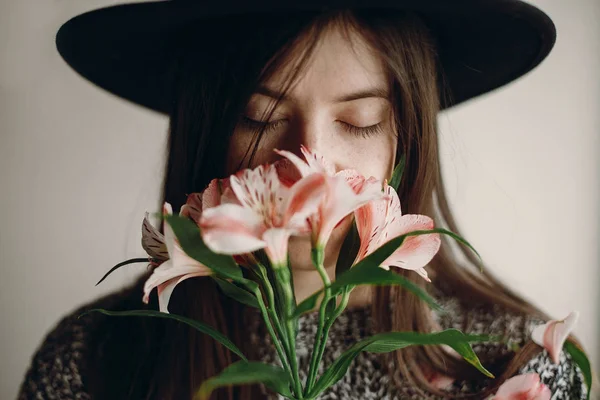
{"left": 56, "top": 0, "right": 556, "bottom": 114}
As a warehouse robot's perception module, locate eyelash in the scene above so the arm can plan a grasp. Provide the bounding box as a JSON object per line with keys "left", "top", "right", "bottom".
{"left": 340, "top": 121, "right": 384, "bottom": 138}
{"left": 239, "top": 116, "right": 384, "bottom": 138}
{"left": 239, "top": 117, "right": 285, "bottom": 135}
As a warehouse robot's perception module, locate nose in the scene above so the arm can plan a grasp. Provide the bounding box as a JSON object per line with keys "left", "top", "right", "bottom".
{"left": 280, "top": 117, "right": 343, "bottom": 172}
{"left": 296, "top": 118, "right": 321, "bottom": 155}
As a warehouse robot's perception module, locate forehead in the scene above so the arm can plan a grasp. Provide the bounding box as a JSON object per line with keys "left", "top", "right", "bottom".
{"left": 264, "top": 25, "right": 388, "bottom": 103}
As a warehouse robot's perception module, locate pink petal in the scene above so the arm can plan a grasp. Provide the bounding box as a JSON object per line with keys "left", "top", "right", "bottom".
{"left": 353, "top": 184, "right": 439, "bottom": 280}
{"left": 428, "top": 372, "right": 454, "bottom": 390}
{"left": 275, "top": 148, "right": 317, "bottom": 177}
{"left": 141, "top": 212, "right": 169, "bottom": 261}
{"left": 163, "top": 204, "right": 208, "bottom": 269}
{"left": 274, "top": 157, "right": 302, "bottom": 187}
{"left": 233, "top": 253, "right": 258, "bottom": 268}
{"left": 229, "top": 164, "right": 281, "bottom": 216}
{"left": 355, "top": 184, "right": 399, "bottom": 260}
{"left": 161, "top": 202, "right": 177, "bottom": 258}
{"left": 157, "top": 271, "right": 210, "bottom": 313}
{"left": 300, "top": 145, "right": 336, "bottom": 175}
{"left": 318, "top": 175, "right": 385, "bottom": 247}
{"left": 156, "top": 277, "right": 179, "bottom": 313}
{"left": 381, "top": 185, "right": 403, "bottom": 222}
{"left": 168, "top": 226, "right": 212, "bottom": 272}
{"left": 218, "top": 178, "right": 240, "bottom": 205}
{"left": 354, "top": 197, "right": 387, "bottom": 263}
{"left": 335, "top": 169, "right": 375, "bottom": 194}
{"left": 202, "top": 230, "right": 266, "bottom": 255}
{"left": 185, "top": 179, "right": 234, "bottom": 225}
{"left": 142, "top": 260, "right": 173, "bottom": 304}
{"left": 143, "top": 202, "right": 214, "bottom": 313}
{"left": 535, "top": 384, "right": 552, "bottom": 399}
{"left": 163, "top": 202, "right": 173, "bottom": 216}
{"left": 531, "top": 311, "right": 579, "bottom": 364}
{"left": 200, "top": 203, "right": 266, "bottom": 255}
{"left": 142, "top": 261, "right": 211, "bottom": 312}
{"left": 184, "top": 193, "right": 204, "bottom": 225}
{"left": 221, "top": 185, "right": 241, "bottom": 205}
{"left": 380, "top": 214, "right": 441, "bottom": 274}
{"left": 283, "top": 173, "right": 327, "bottom": 229}
{"left": 493, "top": 373, "right": 550, "bottom": 400}
{"left": 262, "top": 228, "right": 293, "bottom": 267}
{"left": 201, "top": 178, "right": 222, "bottom": 209}
{"left": 415, "top": 267, "right": 432, "bottom": 283}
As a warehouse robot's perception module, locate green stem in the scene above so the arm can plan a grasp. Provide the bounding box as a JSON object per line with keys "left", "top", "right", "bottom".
{"left": 312, "top": 286, "right": 352, "bottom": 379}
{"left": 275, "top": 266, "right": 304, "bottom": 399}
{"left": 304, "top": 249, "right": 331, "bottom": 394}
{"left": 256, "top": 263, "right": 291, "bottom": 357}
{"left": 252, "top": 285, "right": 293, "bottom": 379}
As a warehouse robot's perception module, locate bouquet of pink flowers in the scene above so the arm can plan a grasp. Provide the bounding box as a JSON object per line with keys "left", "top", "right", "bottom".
{"left": 89, "top": 145, "right": 591, "bottom": 400}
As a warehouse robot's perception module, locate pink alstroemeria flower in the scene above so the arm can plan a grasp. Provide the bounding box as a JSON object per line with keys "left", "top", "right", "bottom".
{"left": 422, "top": 367, "right": 455, "bottom": 391}
{"left": 185, "top": 178, "right": 241, "bottom": 222}
{"left": 275, "top": 145, "right": 385, "bottom": 248}
{"left": 491, "top": 373, "right": 551, "bottom": 400}
{"left": 185, "top": 179, "right": 223, "bottom": 225}
{"left": 199, "top": 163, "right": 326, "bottom": 266}
{"left": 354, "top": 183, "right": 441, "bottom": 282}
{"left": 185, "top": 178, "right": 256, "bottom": 266}
{"left": 531, "top": 311, "right": 579, "bottom": 364}
{"left": 142, "top": 202, "right": 213, "bottom": 313}
{"left": 141, "top": 212, "right": 169, "bottom": 263}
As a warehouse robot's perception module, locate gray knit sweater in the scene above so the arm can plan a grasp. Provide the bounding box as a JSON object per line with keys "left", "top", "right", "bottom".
{"left": 18, "top": 281, "right": 587, "bottom": 399}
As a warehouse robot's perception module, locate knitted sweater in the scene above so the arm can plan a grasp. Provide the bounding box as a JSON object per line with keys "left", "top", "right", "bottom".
{"left": 18, "top": 278, "right": 587, "bottom": 400}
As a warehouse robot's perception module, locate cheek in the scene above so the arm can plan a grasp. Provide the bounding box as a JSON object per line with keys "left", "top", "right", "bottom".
{"left": 340, "top": 131, "right": 397, "bottom": 181}
{"left": 227, "top": 125, "right": 398, "bottom": 180}
{"left": 226, "top": 128, "right": 281, "bottom": 175}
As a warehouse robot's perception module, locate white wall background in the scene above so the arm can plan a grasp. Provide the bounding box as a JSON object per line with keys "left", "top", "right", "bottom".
{"left": 1, "top": 1, "right": 598, "bottom": 399}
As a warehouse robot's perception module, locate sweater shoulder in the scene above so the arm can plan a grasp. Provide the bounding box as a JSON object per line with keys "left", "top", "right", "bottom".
{"left": 519, "top": 349, "right": 588, "bottom": 400}
{"left": 435, "top": 294, "right": 538, "bottom": 346}
{"left": 434, "top": 292, "right": 589, "bottom": 399}
{"left": 17, "top": 276, "right": 145, "bottom": 400}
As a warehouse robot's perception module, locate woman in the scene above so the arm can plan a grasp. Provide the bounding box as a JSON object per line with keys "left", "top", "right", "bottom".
{"left": 18, "top": 2, "right": 589, "bottom": 399}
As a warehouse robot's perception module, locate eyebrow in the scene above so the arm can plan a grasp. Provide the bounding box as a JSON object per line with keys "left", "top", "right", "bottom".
{"left": 255, "top": 85, "right": 391, "bottom": 103}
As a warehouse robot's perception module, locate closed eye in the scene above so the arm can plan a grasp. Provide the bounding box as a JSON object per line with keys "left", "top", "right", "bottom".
{"left": 239, "top": 116, "right": 287, "bottom": 134}
{"left": 337, "top": 121, "right": 384, "bottom": 138}
{"left": 239, "top": 116, "right": 384, "bottom": 138}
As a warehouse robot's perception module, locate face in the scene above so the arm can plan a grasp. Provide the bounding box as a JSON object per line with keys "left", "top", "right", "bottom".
{"left": 227, "top": 24, "right": 398, "bottom": 270}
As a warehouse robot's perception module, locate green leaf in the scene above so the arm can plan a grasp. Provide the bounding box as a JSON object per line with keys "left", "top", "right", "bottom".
{"left": 346, "top": 233, "right": 407, "bottom": 271}
{"left": 388, "top": 153, "right": 406, "bottom": 192}
{"left": 325, "top": 296, "right": 337, "bottom": 317}
{"left": 95, "top": 257, "right": 149, "bottom": 286}
{"left": 332, "top": 264, "right": 442, "bottom": 312}
{"left": 335, "top": 217, "right": 360, "bottom": 281}
{"left": 362, "top": 332, "right": 497, "bottom": 354}
{"left": 308, "top": 329, "right": 493, "bottom": 398}
{"left": 405, "top": 228, "right": 482, "bottom": 261}
{"left": 195, "top": 361, "right": 292, "bottom": 400}
{"left": 292, "top": 291, "right": 322, "bottom": 317}
{"left": 564, "top": 340, "right": 592, "bottom": 400}
{"left": 293, "top": 234, "right": 442, "bottom": 318}
{"left": 330, "top": 234, "right": 440, "bottom": 311}
{"left": 162, "top": 214, "right": 243, "bottom": 281}
{"left": 213, "top": 277, "right": 259, "bottom": 308}
{"left": 294, "top": 228, "right": 479, "bottom": 319}
{"left": 80, "top": 308, "right": 247, "bottom": 361}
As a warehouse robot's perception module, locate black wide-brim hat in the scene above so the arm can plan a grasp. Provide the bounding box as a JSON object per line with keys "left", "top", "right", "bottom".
{"left": 55, "top": 0, "right": 556, "bottom": 115}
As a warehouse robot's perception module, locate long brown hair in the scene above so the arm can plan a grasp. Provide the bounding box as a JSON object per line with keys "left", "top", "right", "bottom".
{"left": 89, "top": 8, "right": 588, "bottom": 400}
